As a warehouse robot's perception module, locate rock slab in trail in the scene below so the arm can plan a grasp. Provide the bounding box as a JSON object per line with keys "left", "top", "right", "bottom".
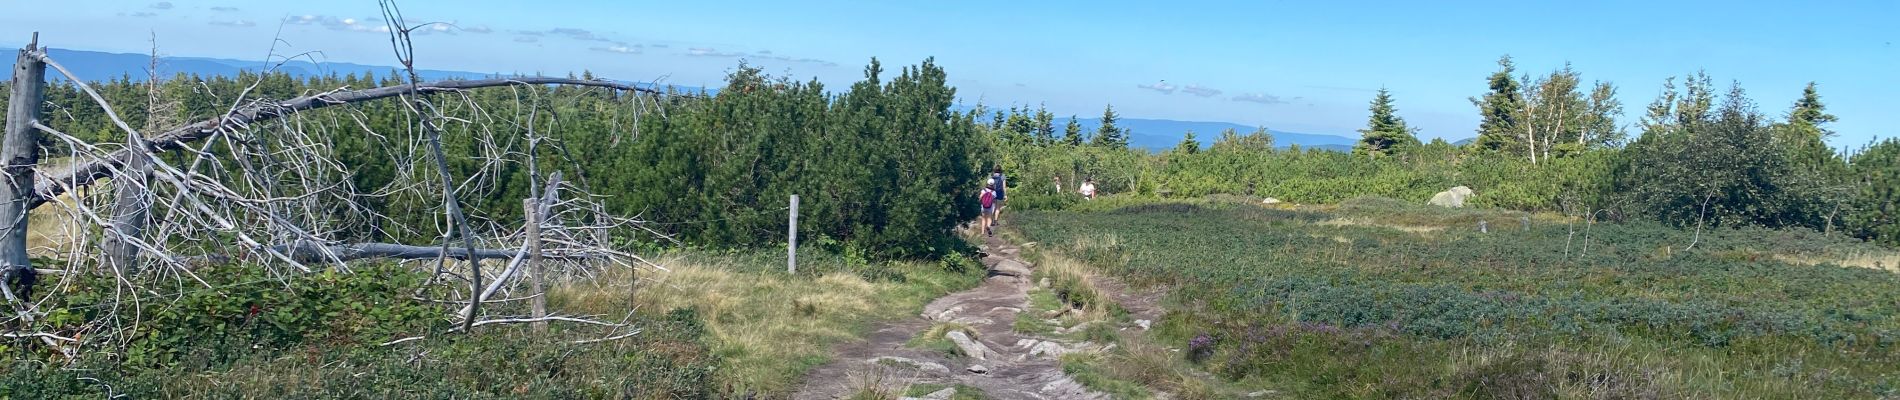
{"left": 946, "top": 330, "right": 995, "bottom": 360}
{"left": 866, "top": 356, "right": 951, "bottom": 374}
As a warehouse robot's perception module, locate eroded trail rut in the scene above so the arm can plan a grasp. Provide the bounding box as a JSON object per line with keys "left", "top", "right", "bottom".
{"left": 794, "top": 234, "right": 1159, "bottom": 400}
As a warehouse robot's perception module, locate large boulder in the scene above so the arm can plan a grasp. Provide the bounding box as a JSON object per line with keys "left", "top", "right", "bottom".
{"left": 1428, "top": 186, "right": 1473, "bottom": 208}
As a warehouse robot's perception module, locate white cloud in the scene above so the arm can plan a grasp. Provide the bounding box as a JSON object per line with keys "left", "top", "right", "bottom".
{"left": 209, "top": 20, "right": 256, "bottom": 27}
{"left": 150, "top": 2, "right": 173, "bottom": 10}
{"left": 210, "top": 6, "right": 239, "bottom": 12}
{"left": 1137, "top": 80, "right": 1178, "bottom": 94}
{"left": 591, "top": 44, "right": 640, "bottom": 54}
{"left": 1181, "top": 84, "right": 1222, "bottom": 97}
{"left": 286, "top": 15, "right": 390, "bottom": 33}
{"left": 463, "top": 25, "right": 494, "bottom": 34}
{"left": 1232, "top": 93, "right": 1288, "bottom": 104}
{"left": 686, "top": 47, "right": 746, "bottom": 57}
{"left": 514, "top": 36, "right": 539, "bottom": 43}
{"left": 130, "top": 11, "right": 158, "bottom": 17}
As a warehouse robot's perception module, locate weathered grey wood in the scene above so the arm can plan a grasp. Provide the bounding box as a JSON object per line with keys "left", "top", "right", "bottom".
{"left": 188, "top": 242, "right": 580, "bottom": 265}
{"left": 2, "top": 38, "right": 46, "bottom": 301}
{"left": 788, "top": 194, "right": 798, "bottom": 274}
{"left": 525, "top": 198, "right": 546, "bottom": 333}
{"left": 103, "top": 132, "right": 152, "bottom": 275}
{"left": 29, "top": 76, "right": 663, "bottom": 210}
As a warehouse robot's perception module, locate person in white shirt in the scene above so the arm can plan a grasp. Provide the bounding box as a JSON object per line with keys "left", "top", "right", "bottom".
{"left": 1079, "top": 177, "right": 1097, "bottom": 200}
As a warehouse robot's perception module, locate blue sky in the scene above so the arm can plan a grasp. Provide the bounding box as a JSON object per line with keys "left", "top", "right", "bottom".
{"left": 2, "top": 0, "right": 1894, "bottom": 148}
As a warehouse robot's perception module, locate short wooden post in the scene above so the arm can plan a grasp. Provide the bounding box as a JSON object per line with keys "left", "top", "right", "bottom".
{"left": 788, "top": 195, "right": 798, "bottom": 274}
{"left": 2, "top": 34, "right": 47, "bottom": 302}
{"left": 524, "top": 198, "right": 547, "bottom": 333}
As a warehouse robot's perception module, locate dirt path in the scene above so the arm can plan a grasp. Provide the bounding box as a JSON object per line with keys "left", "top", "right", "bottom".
{"left": 793, "top": 233, "right": 1161, "bottom": 400}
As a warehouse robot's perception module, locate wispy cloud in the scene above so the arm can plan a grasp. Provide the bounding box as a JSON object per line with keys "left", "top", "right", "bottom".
{"left": 591, "top": 43, "right": 641, "bottom": 54}
{"left": 208, "top": 20, "right": 256, "bottom": 27}
{"left": 285, "top": 15, "right": 391, "bottom": 33}
{"left": 514, "top": 36, "right": 540, "bottom": 43}
{"left": 1137, "top": 80, "right": 1178, "bottom": 94}
{"left": 1181, "top": 84, "right": 1222, "bottom": 97}
{"left": 1231, "top": 93, "right": 1288, "bottom": 104}
{"left": 462, "top": 25, "right": 493, "bottom": 34}
{"left": 686, "top": 47, "right": 747, "bottom": 57}
{"left": 684, "top": 47, "right": 838, "bottom": 67}
{"left": 547, "top": 28, "right": 612, "bottom": 42}
{"left": 149, "top": 2, "right": 173, "bottom": 10}
{"left": 130, "top": 11, "right": 159, "bottom": 17}
{"left": 209, "top": 6, "right": 239, "bottom": 12}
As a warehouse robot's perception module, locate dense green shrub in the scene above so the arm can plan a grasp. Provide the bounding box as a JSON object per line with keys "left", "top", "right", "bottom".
{"left": 1848, "top": 138, "right": 1900, "bottom": 246}
{"left": 1017, "top": 199, "right": 1900, "bottom": 397}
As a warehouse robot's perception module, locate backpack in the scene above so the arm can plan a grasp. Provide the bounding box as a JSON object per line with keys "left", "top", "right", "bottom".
{"left": 980, "top": 189, "right": 996, "bottom": 208}
{"left": 990, "top": 174, "right": 1006, "bottom": 198}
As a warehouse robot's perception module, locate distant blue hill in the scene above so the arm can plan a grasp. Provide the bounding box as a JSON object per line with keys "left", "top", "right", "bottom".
{"left": 1069, "top": 118, "right": 1359, "bottom": 152}
{"left": 2, "top": 48, "right": 693, "bottom": 93}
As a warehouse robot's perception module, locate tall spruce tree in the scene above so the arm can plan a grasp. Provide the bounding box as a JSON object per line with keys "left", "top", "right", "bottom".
{"left": 1063, "top": 116, "right": 1085, "bottom": 146}
{"left": 1471, "top": 55, "right": 1522, "bottom": 153}
{"left": 1354, "top": 88, "right": 1418, "bottom": 156}
{"left": 1033, "top": 106, "right": 1057, "bottom": 144}
{"left": 1091, "top": 105, "right": 1128, "bottom": 148}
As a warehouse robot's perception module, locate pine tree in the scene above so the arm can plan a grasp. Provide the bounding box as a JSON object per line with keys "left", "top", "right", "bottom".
{"left": 1091, "top": 105, "right": 1128, "bottom": 148}
{"left": 1353, "top": 88, "right": 1418, "bottom": 156}
{"left": 1174, "top": 130, "right": 1200, "bottom": 154}
{"left": 1471, "top": 55, "right": 1522, "bottom": 153}
{"left": 1063, "top": 116, "right": 1084, "bottom": 146}
{"left": 1033, "top": 105, "right": 1056, "bottom": 145}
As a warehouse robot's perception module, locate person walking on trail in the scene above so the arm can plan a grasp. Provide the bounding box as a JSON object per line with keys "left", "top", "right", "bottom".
{"left": 988, "top": 167, "right": 1007, "bottom": 226}
{"left": 978, "top": 184, "right": 998, "bottom": 236}
{"left": 1079, "top": 177, "right": 1097, "bottom": 201}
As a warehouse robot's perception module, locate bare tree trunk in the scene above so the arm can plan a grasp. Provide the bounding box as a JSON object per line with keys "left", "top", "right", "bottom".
{"left": 1522, "top": 102, "right": 1538, "bottom": 164}
{"left": 2, "top": 37, "right": 46, "bottom": 303}
{"left": 103, "top": 133, "right": 151, "bottom": 275}
{"left": 525, "top": 198, "right": 546, "bottom": 333}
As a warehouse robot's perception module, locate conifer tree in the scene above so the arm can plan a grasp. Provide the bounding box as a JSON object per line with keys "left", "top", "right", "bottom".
{"left": 1063, "top": 116, "right": 1085, "bottom": 146}
{"left": 1353, "top": 88, "right": 1418, "bottom": 156}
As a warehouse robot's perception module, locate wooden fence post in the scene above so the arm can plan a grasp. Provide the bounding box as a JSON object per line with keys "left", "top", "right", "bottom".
{"left": 788, "top": 195, "right": 798, "bottom": 274}
{"left": 524, "top": 198, "right": 546, "bottom": 333}
{"left": 2, "top": 34, "right": 46, "bottom": 303}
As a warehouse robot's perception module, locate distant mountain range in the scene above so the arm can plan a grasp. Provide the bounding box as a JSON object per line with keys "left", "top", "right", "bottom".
{"left": 1067, "top": 118, "right": 1358, "bottom": 152}
{"left": 10, "top": 48, "right": 1370, "bottom": 151}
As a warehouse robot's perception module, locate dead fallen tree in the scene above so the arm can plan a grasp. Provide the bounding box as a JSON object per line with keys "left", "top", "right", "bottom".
{"left": 28, "top": 76, "right": 664, "bottom": 210}
{"left": 2, "top": 7, "right": 675, "bottom": 358}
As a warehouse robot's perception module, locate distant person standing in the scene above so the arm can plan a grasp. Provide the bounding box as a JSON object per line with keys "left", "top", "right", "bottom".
{"left": 1080, "top": 177, "right": 1097, "bottom": 201}
{"left": 989, "top": 167, "right": 1007, "bottom": 226}
{"left": 1054, "top": 176, "right": 1063, "bottom": 195}
{"left": 978, "top": 184, "right": 998, "bottom": 236}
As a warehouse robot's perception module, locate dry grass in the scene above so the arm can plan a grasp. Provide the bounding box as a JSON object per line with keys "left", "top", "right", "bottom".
{"left": 1775, "top": 251, "right": 1900, "bottom": 273}
{"left": 1317, "top": 218, "right": 1446, "bottom": 234}
{"left": 548, "top": 254, "right": 972, "bottom": 397}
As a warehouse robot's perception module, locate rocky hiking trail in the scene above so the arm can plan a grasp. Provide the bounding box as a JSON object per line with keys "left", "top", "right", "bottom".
{"left": 793, "top": 233, "right": 1164, "bottom": 400}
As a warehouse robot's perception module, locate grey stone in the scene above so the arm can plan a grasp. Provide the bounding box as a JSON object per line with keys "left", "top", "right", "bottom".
{"left": 966, "top": 364, "right": 989, "bottom": 374}
{"left": 1135, "top": 319, "right": 1152, "bottom": 330}
{"left": 1427, "top": 186, "right": 1473, "bottom": 208}
{"left": 945, "top": 330, "right": 994, "bottom": 360}
{"left": 1261, "top": 197, "right": 1283, "bottom": 204}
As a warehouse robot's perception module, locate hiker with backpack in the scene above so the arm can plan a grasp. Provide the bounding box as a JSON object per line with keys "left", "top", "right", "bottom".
{"left": 978, "top": 183, "right": 998, "bottom": 236}
{"left": 988, "top": 167, "right": 1007, "bottom": 226}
